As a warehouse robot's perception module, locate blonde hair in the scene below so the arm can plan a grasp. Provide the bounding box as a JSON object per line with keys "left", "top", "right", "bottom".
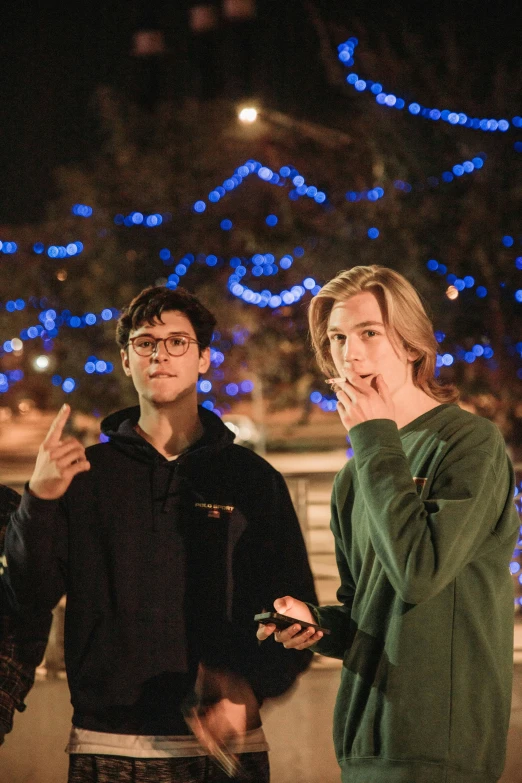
{"left": 308, "top": 265, "right": 459, "bottom": 403}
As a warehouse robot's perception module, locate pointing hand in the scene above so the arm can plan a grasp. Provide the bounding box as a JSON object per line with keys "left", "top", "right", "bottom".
{"left": 29, "top": 405, "right": 91, "bottom": 500}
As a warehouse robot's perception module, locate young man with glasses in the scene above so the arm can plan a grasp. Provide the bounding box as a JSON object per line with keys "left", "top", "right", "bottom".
{"left": 3, "top": 285, "right": 316, "bottom": 783}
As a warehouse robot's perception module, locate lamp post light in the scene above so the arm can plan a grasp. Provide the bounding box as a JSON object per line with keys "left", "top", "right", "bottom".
{"left": 238, "top": 106, "right": 258, "bottom": 123}
{"left": 237, "top": 103, "right": 351, "bottom": 148}
{"left": 33, "top": 355, "right": 51, "bottom": 372}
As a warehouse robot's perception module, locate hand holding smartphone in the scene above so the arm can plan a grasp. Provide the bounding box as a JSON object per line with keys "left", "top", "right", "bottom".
{"left": 254, "top": 611, "right": 331, "bottom": 635}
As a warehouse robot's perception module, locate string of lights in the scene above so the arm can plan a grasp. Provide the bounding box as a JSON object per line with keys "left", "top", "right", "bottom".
{"left": 0, "top": 153, "right": 518, "bottom": 416}
{"left": 0, "top": 241, "right": 18, "bottom": 254}
{"left": 0, "top": 239, "right": 85, "bottom": 258}
{"left": 0, "top": 239, "right": 514, "bottom": 393}
{"left": 0, "top": 370, "right": 24, "bottom": 394}
{"left": 426, "top": 240, "right": 522, "bottom": 306}
{"left": 1, "top": 306, "right": 119, "bottom": 360}
{"left": 395, "top": 154, "right": 486, "bottom": 192}
{"left": 0, "top": 148, "right": 492, "bottom": 266}
{"left": 192, "top": 159, "right": 328, "bottom": 214}
{"left": 227, "top": 249, "right": 321, "bottom": 308}
{"left": 338, "top": 37, "right": 522, "bottom": 132}
{"left": 345, "top": 153, "right": 486, "bottom": 202}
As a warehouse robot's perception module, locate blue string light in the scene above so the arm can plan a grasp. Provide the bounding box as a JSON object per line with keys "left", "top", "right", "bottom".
{"left": 0, "top": 241, "right": 18, "bottom": 254}
{"left": 190, "top": 159, "right": 328, "bottom": 214}
{"left": 2, "top": 149, "right": 520, "bottom": 419}
{"left": 309, "top": 390, "right": 338, "bottom": 412}
{"left": 72, "top": 204, "right": 93, "bottom": 217}
{"left": 0, "top": 370, "right": 24, "bottom": 394}
{"left": 338, "top": 37, "right": 519, "bottom": 132}
{"left": 0, "top": 239, "right": 84, "bottom": 258}
{"left": 427, "top": 232, "right": 522, "bottom": 305}
{"left": 84, "top": 356, "right": 114, "bottom": 375}
{"left": 226, "top": 248, "right": 322, "bottom": 308}
{"left": 0, "top": 306, "right": 120, "bottom": 363}
{"left": 426, "top": 258, "right": 485, "bottom": 296}
{"left": 345, "top": 186, "right": 384, "bottom": 202}
{"left": 0, "top": 149, "right": 490, "bottom": 263}
{"left": 61, "top": 377, "right": 76, "bottom": 393}
{"left": 2, "top": 299, "right": 26, "bottom": 313}
{"left": 46, "top": 242, "right": 84, "bottom": 258}
{"left": 114, "top": 211, "right": 164, "bottom": 227}
{"left": 395, "top": 155, "right": 486, "bottom": 193}
{"left": 345, "top": 153, "right": 486, "bottom": 203}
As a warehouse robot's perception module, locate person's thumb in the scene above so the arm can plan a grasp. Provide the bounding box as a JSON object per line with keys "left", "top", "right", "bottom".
{"left": 274, "top": 596, "right": 294, "bottom": 615}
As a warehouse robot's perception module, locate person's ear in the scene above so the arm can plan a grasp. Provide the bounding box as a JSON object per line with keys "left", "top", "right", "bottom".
{"left": 198, "top": 346, "right": 211, "bottom": 375}
{"left": 121, "top": 348, "right": 132, "bottom": 377}
{"left": 399, "top": 336, "right": 420, "bottom": 363}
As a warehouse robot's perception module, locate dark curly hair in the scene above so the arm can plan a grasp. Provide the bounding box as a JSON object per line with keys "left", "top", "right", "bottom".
{"left": 116, "top": 286, "right": 217, "bottom": 353}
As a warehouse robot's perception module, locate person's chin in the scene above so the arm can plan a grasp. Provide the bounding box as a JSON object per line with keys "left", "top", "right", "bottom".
{"left": 144, "top": 390, "right": 180, "bottom": 405}
{"left": 146, "top": 385, "right": 194, "bottom": 406}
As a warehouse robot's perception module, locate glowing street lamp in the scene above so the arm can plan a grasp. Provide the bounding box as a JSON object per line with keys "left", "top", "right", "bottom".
{"left": 33, "top": 355, "right": 51, "bottom": 371}
{"left": 238, "top": 106, "right": 258, "bottom": 123}
{"left": 237, "top": 104, "right": 351, "bottom": 148}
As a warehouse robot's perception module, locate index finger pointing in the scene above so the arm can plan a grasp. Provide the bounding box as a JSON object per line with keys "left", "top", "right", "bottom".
{"left": 43, "top": 404, "right": 71, "bottom": 446}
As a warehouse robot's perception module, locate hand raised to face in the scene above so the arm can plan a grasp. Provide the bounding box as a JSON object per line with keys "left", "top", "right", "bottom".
{"left": 29, "top": 404, "right": 91, "bottom": 500}
{"left": 328, "top": 370, "right": 396, "bottom": 434}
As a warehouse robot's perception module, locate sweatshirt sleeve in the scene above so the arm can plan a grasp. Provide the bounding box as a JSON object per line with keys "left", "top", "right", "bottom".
{"left": 348, "top": 417, "right": 515, "bottom": 605}
{"left": 0, "top": 606, "right": 51, "bottom": 738}
{"left": 0, "top": 486, "right": 53, "bottom": 738}
{"left": 3, "top": 487, "right": 67, "bottom": 615}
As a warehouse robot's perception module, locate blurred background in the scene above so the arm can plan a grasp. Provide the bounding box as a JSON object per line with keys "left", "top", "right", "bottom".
{"left": 0, "top": 1, "right": 522, "bottom": 780}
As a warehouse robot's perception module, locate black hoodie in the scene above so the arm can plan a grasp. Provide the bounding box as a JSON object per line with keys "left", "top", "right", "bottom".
{"left": 4, "top": 406, "right": 316, "bottom": 735}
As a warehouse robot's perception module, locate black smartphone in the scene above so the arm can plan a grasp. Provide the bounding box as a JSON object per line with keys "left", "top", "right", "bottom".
{"left": 254, "top": 611, "right": 331, "bottom": 635}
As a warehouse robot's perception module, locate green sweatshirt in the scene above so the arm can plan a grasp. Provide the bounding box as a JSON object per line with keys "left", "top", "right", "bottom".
{"left": 313, "top": 404, "right": 519, "bottom": 783}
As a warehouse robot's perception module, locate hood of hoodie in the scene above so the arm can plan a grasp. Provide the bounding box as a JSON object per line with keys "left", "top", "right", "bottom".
{"left": 100, "top": 404, "right": 236, "bottom": 465}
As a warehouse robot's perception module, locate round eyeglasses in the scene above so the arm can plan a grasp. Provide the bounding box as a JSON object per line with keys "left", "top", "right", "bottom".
{"left": 127, "top": 335, "right": 200, "bottom": 357}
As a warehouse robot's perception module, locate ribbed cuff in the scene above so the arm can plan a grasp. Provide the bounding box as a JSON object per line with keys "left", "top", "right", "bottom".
{"left": 349, "top": 419, "right": 402, "bottom": 458}
{"left": 19, "top": 485, "right": 61, "bottom": 517}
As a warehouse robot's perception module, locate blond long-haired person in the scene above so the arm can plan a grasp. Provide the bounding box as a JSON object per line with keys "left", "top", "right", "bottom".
{"left": 259, "top": 265, "right": 519, "bottom": 783}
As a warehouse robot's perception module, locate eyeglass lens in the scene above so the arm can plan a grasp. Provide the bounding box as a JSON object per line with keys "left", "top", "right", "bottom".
{"left": 133, "top": 337, "right": 190, "bottom": 356}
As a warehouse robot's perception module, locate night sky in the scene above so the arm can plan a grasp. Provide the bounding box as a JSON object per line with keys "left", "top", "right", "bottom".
{"left": 1, "top": 1, "right": 521, "bottom": 225}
